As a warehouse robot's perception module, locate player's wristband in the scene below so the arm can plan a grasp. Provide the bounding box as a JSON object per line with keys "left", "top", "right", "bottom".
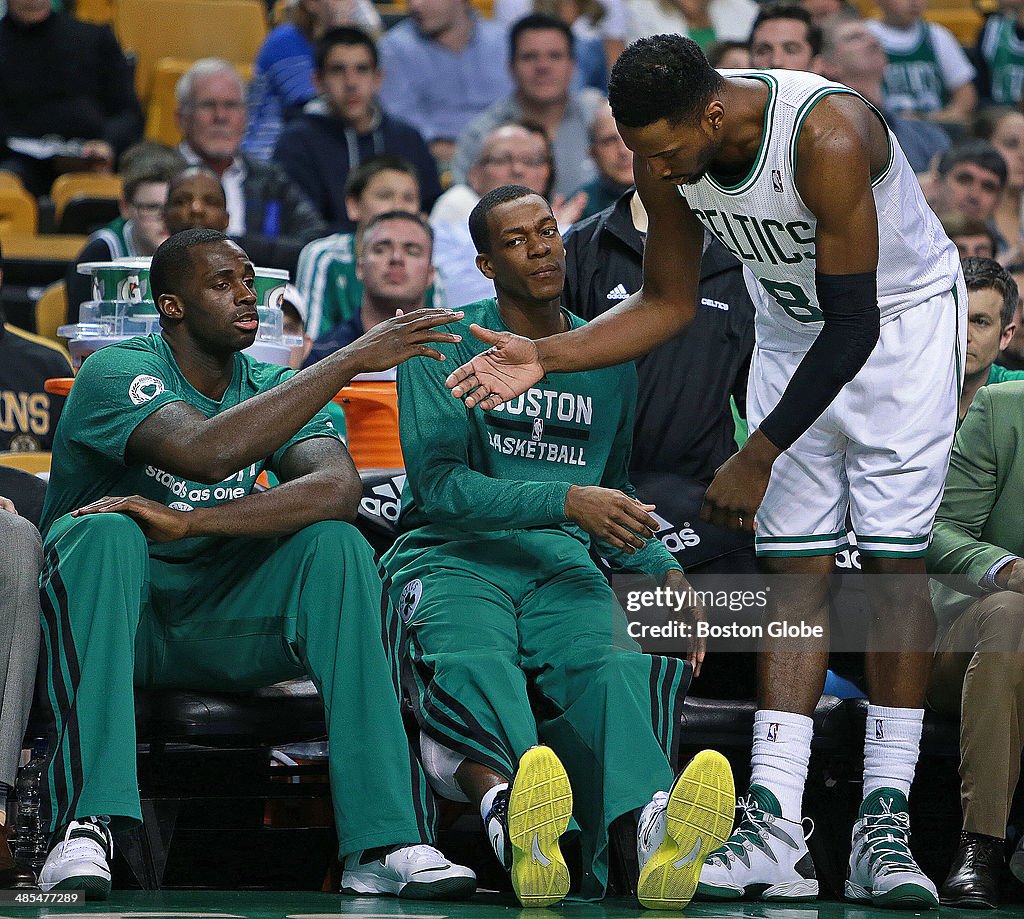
{"left": 758, "top": 271, "right": 879, "bottom": 451}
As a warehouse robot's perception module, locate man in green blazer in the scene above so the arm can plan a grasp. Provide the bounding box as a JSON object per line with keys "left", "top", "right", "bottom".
{"left": 927, "top": 257, "right": 1024, "bottom": 909}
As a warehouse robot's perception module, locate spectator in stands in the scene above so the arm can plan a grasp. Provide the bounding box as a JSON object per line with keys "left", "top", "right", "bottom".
{"left": 432, "top": 121, "right": 586, "bottom": 309}
{"left": 820, "top": 16, "right": 950, "bottom": 174}
{"left": 495, "top": 0, "right": 628, "bottom": 77}
{"left": 0, "top": 492, "right": 41, "bottom": 889}
{"left": 66, "top": 142, "right": 186, "bottom": 322}
{"left": 378, "top": 0, "right": 512, "bottom": 168}
{"left": 0, "top": 251, "right": 72, "bottom": 452}
{"left": 867, "top": 0, "right": 977, "bottom": 123}
{"left": 162, "top": 167, "right": 231, "bottom": 235}
{"left": 243, "top": 0, "right": 383, "bottom": 161}
{"left": 0, "top": 0, "right": 143, "bottom": 196}
{"left": 974, "top": 107, "right": 1024, "bottom": 266}
{"left": 34, "top": 227, "right": 476, "bottom": 902}
{"left": 452, "top": 15, "right": 605, "bottom": 199}
{"left": 931, "top": 143, "right": 1009, "bottom": 253}
{"left": 306, "top": 211, "right": 435, "bottom": 363}
{"left": 927, "top": 260, "right": 1024, "bottom": 909}
{"left": 942, "top": 213, "right": 998, "bottom": 261}
{"left": 296, "top": 156, "right": 444, "bottom": 339}
{"left": 748, "top": 3, "right": 822, "bottom": 72}
{"left": 175, "top": 59, "right": 328, "bottom": 274}
{"left": 624, "top": 0, "right": 758, "bottom": 48}
{"left": 957, "top": 257, "right": 1024, "bottom": 423}
{"left": 575, "top": 101, "right": 632, "bottom": 219}
{"left": 380, "top": 184, "right": 719, "bottom": 908}
{"left": 975, "top": 0, "right": 1024, "bottom": 106}
{"left": 273, "top": 27, "right": 441, "bottom": 231}
{"left": 706, "top": 39, "right": 750, "bottom": 68}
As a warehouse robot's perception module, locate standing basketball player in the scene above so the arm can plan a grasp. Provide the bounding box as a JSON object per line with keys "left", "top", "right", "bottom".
{"left": 445, "top": 36, "right": 964, "bottom": 910}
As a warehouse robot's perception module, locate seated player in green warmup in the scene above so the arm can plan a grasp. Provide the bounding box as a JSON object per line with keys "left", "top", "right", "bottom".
{"left": 380, "top": 185, "right": 736, "bottom": 910}
{"left": 34, "top": 228, "right": 476, "bottom": 901}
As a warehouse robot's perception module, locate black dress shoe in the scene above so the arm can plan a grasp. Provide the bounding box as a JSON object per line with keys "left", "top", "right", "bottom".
{"left": 940, "top": 831, "right": 1002, "bottom": 909}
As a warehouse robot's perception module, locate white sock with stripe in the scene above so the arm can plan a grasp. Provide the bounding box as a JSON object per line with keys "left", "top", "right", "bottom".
{"left": 862, "top": 704, "right": 922, "bottom": 800}
{"left": 750, "top": 709, "right": 813, "bottom": 821}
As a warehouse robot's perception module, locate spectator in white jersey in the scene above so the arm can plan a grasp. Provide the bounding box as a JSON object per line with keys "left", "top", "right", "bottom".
{"left": 866, "top": 0, "right": 977, "bottom": 123}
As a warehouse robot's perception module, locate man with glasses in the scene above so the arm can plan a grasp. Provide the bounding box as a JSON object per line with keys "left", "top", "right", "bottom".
{"left": 175, "top": 59, "right": 328, "bottom": 274}
{"left": 452, "top": 14, "right": 604, "bottom": 199}
{"left": 66, "top": 142, "right": 186, "bottom": 321}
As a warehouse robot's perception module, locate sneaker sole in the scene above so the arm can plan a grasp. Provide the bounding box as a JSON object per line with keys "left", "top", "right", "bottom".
{"left": 638, "top": 749, "right": 735, "bottom": 910}
{"left": 697, "top": 879, "right": 819, "bottom": 902}
{"left": 49, "top": 875, "right": 111, "bottom": 900}
{"left": 508, "top": 745, "right": 572, "bottom": 909}
{"left": 845, "top": 880, "right": 938, "bottom": 910}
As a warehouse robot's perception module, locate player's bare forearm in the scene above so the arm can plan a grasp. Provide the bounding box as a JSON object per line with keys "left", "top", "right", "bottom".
{"left": 539, "top": 159, "right": 703, "bottom": 373}
{"left": 188, "top": 437, "right": 360, "bottom": 538}
{"left": 127, "top": 309, "right": 462, "bottom": 484}
{"left": 537, "top": 287, "right": 696, "bottom": 373}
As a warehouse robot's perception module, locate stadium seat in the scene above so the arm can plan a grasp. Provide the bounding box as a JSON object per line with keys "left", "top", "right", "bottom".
{"left": 115, "top": 0, "right": 268, "bottom": 104}
{"left": 50, "top": 172, "right": 122, "bottom": 233}
{"left": 34, "top": 281, "right": 69, "bottom": 343}
{"left": 0, "top": 185, "right": 39, "bottom": 237}
{"left": 73, "top": 0, "right": 117, "bottom": 23}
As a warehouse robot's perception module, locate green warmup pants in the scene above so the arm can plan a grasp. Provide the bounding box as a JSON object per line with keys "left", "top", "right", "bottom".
{"left": 39, "top": 513, "right": 435, "bottom": 857}
{"left": 382, "top": 528, "right": 690, "bottom": 899}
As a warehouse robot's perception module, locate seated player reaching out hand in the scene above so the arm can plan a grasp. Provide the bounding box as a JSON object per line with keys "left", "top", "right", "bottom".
{"left": 35, "top": 228, "right": 474, "bottom": 902}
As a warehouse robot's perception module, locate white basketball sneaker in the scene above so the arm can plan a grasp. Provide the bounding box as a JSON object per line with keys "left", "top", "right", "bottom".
{"left": 845, "top": 787, "right": 938, "bottom": 909}
{"left": 38, "top": 816, "right": 113, "bottom": 900}
{"left": 696, "top": 784, "right": 818, "bottom": 902}
{"left": 340, "top": 844, "right": 476, "bottom": 900}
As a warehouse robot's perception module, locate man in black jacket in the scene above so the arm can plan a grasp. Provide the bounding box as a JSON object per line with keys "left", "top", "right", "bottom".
{"left": 175, "top": 59, "right": 328, "bottom": 275}
{"left": 0, "top": 0, "right": 143, "bottom": 196}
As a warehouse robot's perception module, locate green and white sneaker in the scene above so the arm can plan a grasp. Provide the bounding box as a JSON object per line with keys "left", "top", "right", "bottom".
{"left": 695, "top": 784, "right": 818, "bottom": 901}
{"left": 845, "top": 788, "right": 938, "bottom": 910}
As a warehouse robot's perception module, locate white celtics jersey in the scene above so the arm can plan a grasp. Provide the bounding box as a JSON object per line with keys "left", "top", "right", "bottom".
{"left": 683, "top": 70, "right": 960, "bottom": 345}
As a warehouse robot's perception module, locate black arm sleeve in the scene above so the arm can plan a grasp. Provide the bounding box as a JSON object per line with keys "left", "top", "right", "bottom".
{"left": 757, "top": 271, "right": 879, "bottom": 452}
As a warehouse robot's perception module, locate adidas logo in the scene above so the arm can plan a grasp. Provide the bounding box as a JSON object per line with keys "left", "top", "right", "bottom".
{"left": 359, "top": 474, "right": 406, "bottom": 523}
{"left": 606, "top": 283, "right": 630, "bottom": 300}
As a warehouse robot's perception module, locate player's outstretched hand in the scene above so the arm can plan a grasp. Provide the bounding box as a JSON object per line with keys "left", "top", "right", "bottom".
{"left": 342, "top": 308, "right": 464, "bottom": 373}
{"left": 446, "top": 325, "right": 544, "bottom": 409}
{"left": 664, "top": 569, "right": 707, "bottom": 678}
{"left": 72, "top": 494, "right": 192, "bottom": 543}
{"left": 700, "top": 431, "right": 779, "bottom": 531}
{"left": 565, "top": 484, "right": 658, "bottom": 554}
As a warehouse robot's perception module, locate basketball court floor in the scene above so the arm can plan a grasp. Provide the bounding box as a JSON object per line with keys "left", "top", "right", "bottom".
{"left": 0, "top": 893, "right": 1019, "bottom": 918}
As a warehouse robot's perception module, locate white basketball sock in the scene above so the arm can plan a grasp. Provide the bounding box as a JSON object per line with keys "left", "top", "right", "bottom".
{"left": 750, "top": 709, "right": 814, "bottom": 820}
{"left": 862, "top": 704, "right": 923, "bottom": 799}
